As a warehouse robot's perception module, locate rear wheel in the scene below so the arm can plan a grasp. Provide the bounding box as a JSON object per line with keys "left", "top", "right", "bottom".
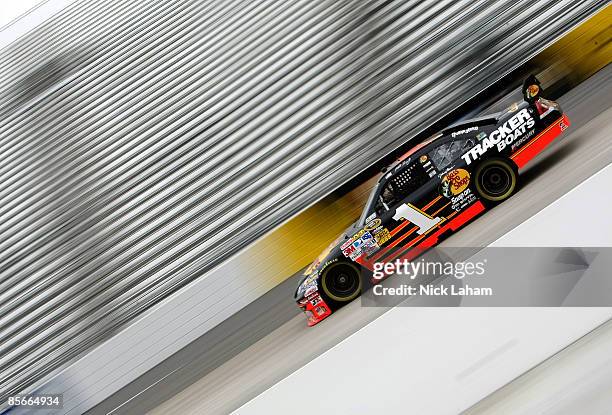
{"left": 320, "top": 261, "right": 362, "bottom": 303}
{"left": 474, "top": 158, "right": 518, "bottom": 203}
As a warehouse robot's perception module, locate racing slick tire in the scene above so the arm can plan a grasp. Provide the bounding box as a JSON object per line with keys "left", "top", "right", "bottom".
{"left": 474, "top": 158, "right": 518, "bottom": 203}
{"left": 320, "top": 261, "right": 362, "bottom": 303}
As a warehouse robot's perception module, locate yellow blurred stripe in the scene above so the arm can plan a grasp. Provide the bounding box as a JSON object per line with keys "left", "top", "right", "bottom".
{"left": 246, "top": 176, "right": 378, "bottom": 284}
{"left": 534, "top": 5, "right": 611, "bottom": 85}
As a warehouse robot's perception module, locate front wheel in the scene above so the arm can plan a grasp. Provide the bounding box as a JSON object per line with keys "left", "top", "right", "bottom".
{"left": 320, "top": 261, "right": 362, "bottom": 303}
{"left": 474, "top": 158, "right": 518, "bottom": 203}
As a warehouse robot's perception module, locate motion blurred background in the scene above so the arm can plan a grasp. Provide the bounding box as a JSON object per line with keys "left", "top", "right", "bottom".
{"left": 0, "top": 1, "right": 610, "bottom": 414}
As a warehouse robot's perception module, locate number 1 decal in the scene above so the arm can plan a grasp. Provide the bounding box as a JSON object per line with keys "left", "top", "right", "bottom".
{"left": 393, "top": 203, "right": 443, "bottom": 235}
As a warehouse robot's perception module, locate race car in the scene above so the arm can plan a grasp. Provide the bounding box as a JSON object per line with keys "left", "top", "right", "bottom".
{"left": 295, "top": 76, "right": 571, "bottom": 326}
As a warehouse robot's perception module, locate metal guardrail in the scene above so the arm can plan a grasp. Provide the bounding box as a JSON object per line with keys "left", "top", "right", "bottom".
{"left": 0, "top": 0, "right": 606, "bottom": 411}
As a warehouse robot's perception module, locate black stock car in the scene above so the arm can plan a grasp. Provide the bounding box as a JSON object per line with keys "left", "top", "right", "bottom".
{"left": 295, "top": 77, "right": 570, "bottom": 326}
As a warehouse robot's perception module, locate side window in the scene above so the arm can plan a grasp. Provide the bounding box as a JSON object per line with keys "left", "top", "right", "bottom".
{"left": 428, "top": 137, "right": 476, "bottom": 169}
{"left": 374, "top": 161, "right": 430, "bottom": 214}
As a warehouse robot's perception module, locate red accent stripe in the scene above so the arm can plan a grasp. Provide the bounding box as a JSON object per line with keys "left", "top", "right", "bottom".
{"left": 362, "top": 202, "right": 485, "bottom": 272}
{"left": 384, "top": 226, "right": 419, "bottom": 251}
{"left": 422, "top": 196, "right": 442, "bottom": 211}
{"left": 511, "top": 114, "right": 570, "bottom": 169}
{"left": 431, "top": 201, "right": 451, "bottom": 216}
{"left": 389, "top": 221, "right": 412, "bottom": 238}
{"left": 393, "top": 201, "right": 485, "bottom": 263}
{"left": 373, "top": 203, "right": 444, "bottom": 262}
{"left": 446, "top": 211, "right": 459, "bottom": 221}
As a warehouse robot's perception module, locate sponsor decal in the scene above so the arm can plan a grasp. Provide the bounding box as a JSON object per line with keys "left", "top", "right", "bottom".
{"left": 461, "top": 108, "right": 535, "bottom": 166}
{"left": 419, "top": 155, "right": 428, "bottom": 163}
{"left": 364, "top": 218, "right": 382, "bottom": 231}
{"left": 342, "top": 231, "right": 379, "bottom": 260}
{"left": 362, "top": 238, "right": 379, "bottom": 256}
{"left": 342, "top": 243, "right": 357, "bottom": 258}
{"left": 476, "top": 132, "right": 487, "bottom": 141}
{"left": 451, "top": 126, "right": 478, "bottom": 138}
{"left": 309, "top": 295, "right": 322, "bottom": 306}
{"left": 438, "top": 164, "right": 455, "bottom": 178}
{"left": 341, "top": 238, "right": 352, "bottom": 250}
{"left": 357, "top": 231, "right": 372, "bottom": 243}
{"left": 303, "top": 274, "right": 317, "bottom": 285}
{"left": 352, "top": 228, "right": 367, "bottom": 240}
{"left": 441, "top": 168, "right": 470, "bottom": 198}
{"left": 422, "top": 158, "right": 437, "bottom": 177}
{"left": 510, "top": 129, "right": 535, "bottom": 151}
{"left": 560, "top": 121, "right": 568, "bottom": 131}
{"left": 526, "top": 84, "right": 540, "bottom": 99}
{"left": 298, "top": 273, "right": 319, "bottom": 299}
{"left": 451, "top": 188, "right": 476, "bottom": 211}
{"left": 318, "top": 258, "right": 338, "bottom": 273}
{"left": 304, "top": 285, "right": 318, "bottom": 297}
{"left": 304, "top": 291, "right": 331, "bottom": 322}
{"left": 373, "top": 226, "right": 392, "bottom": 245}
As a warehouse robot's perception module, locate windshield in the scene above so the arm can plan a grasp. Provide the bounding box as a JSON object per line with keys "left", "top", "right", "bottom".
{"left": 358, "top": 178, "right": 385, "bottom": 226}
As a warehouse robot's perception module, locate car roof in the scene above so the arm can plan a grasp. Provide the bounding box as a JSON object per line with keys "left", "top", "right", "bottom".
{"left": 388, "top": 112, "right": 500, "bottom": 171}
{"left": 397, "top": 133, "right": 442, "bottom": 162}
{"left": 443, "top": 113, "right": 499, "bottom": 132}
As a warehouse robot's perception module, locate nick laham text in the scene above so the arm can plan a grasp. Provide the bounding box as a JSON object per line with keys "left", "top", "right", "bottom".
{"left": 372, "top": 284, "right": 493, "bottom": 297}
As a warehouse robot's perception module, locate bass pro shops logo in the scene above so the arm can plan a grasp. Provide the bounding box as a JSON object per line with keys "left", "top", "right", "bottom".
{"left": 461, "top": 108, "right": 535, "bottom": 165}
{"left": 441, "top": 168, "right": 470, "bottom": 198}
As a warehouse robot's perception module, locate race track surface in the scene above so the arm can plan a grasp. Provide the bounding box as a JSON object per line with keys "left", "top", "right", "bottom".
{"left": 95, "top": 65, "right": 612, "bottom": 415}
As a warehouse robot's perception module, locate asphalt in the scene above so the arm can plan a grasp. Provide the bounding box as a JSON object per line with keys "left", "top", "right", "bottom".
{"left": 91, "top": 65, "right": 612, "bottom": 415}
{"left": 464, "top": 319, "right": 612, "bottom": 415}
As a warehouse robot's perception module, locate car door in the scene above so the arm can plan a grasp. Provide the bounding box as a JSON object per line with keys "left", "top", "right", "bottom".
{"left": 363, "top": 155, "right": 444, "bottom": 265}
